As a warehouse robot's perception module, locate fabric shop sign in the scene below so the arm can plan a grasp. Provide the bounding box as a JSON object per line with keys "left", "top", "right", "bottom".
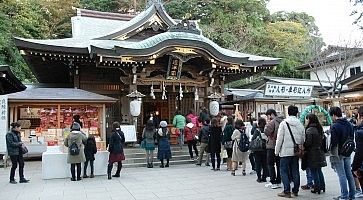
{"left": 265, "top": 83, "right": 313, "bottom": 98}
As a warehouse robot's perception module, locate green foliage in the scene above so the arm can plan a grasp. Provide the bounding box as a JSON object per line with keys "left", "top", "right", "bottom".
{"left": 0, "top": 0, "right": 52, "bottom": 82}
{"left": 0, "top": 0, "right": 324, "bottom": 84}
{"left": 80, "top": 0, "right": 121, "bottom": 12}
{"left": 165, "top": 0, "right": 322, "bottom": 81}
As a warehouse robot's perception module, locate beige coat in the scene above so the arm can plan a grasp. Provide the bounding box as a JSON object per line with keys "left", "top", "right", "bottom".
{"left": 275, "top": 116, "right": 305, "bottom": 157}
{"left": 64, "top": 131, "right": 87, "bottom": 164}
{"left": 231, "top": 129, "right": 249, "bottom": 162}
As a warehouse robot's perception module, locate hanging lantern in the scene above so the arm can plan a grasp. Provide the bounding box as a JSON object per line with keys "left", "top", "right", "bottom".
{"left": 209, "top": 100, "right": 219, "bottom": 116}
{"left": 130, "top": 99, "right": 142, "bottom": 117}
{"left": 208, "top": 92, "right": 222, "bottom": 117}
{"left": 127, "top": 90, "right": 145, "bottom": 117}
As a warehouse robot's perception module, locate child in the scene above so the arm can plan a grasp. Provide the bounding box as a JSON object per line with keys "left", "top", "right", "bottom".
{"left": 83, "top": 135, "right": 97, "bottom": 178}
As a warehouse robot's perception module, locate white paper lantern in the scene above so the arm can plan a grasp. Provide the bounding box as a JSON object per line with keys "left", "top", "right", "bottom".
{"left": 130, "top": 100, "right": 141, "bottom": 117}
{"left": 209, "top": 100, "right": 219, "bottom": 117}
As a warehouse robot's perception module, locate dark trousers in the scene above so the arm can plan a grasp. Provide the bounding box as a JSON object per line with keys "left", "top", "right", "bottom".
{"left": 267, "top": 149, "right": 281, "bottom": 184}
{"left": 280, "top": 156, "right": 300, "bottom": 194}
{"left": 249, "top": 152, "right": 256, "bottom": 171}
{"left": 84, "top": 160, "right": 94, "bottom": 175}
{"left": 108, "top": 161, "right": 122, "bottom": 175}
{"left": 210, "top": 152, "right": 221, "bottom": 169}
{"left": 71, "top": 163, "right": 81, "bottom": 179}
{"left": 10, "top": 154, "right": 24, "bottom": 181}
{"left": 187, "top": 140, "right": 198, "bottom": 159}
{"left": 255, "top": 151, "right": 268, "bottom": 180}
{"left": 311, "top": 167, "right": 325, "bottom": 189}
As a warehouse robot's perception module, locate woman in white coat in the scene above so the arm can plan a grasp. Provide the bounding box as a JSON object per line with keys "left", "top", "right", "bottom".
{"left": 231, "top": 119, "right": 249, "bottom": 176}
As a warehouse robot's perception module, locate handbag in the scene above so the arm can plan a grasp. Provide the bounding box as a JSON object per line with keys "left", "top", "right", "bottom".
{"left": 224, "top": 141, "right": 233, "bottom": 149}
{"left": 250, "top": 130, "right": 266, "bottom": 152}
{"left": 21, "top": 144, "right": 28, "bottom": 154}
{"left": 286, "top": 122, "right": 304, "bottom": 159}
{"left": 140, "top": 139, "right": 146, "bottom": 149}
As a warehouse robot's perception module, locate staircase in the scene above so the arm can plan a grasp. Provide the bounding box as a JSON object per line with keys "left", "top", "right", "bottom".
{"left": 123, "top": 145, "right": 196, "bottom": 168}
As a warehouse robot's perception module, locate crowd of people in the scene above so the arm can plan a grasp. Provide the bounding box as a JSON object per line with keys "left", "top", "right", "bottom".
{"left": 5, "top": 105, "right": 363, "bottom": 200}
{"left": 140, "top": 105, "right": 363, "bottom": 199}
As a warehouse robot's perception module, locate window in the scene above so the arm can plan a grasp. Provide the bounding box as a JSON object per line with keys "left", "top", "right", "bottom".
{"left": 350, "top": 66, "right": 361, "bottom": 76}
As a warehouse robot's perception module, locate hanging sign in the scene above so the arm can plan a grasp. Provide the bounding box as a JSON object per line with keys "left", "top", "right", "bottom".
{"left": 0, "top": 95, "right": 8, "bottom": 153}
{"left": 265, "top": 83, "right": 313, "bottom": 98}
{"left": 120, "top": 125, "right": 137, "bottom": 142}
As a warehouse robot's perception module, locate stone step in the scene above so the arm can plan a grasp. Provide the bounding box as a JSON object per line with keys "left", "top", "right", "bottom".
{"left": 122, "top": 145, "right": 202, "bottom": 168}
{"left": 123, "top": 159, "right": 196, "bottom": 168}
{"left": 123, "top": 154, "right": 192, "bottom": 164}
{"left": 123, "top": 146, "right": 189, "bottom": 154}
{"left": 124, "top": 150, "right": 188, "bottom": 158}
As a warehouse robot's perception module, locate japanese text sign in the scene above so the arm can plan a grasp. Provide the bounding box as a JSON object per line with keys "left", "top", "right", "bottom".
{"left": 265, "top": 83, "right": 313, "bottom": 98}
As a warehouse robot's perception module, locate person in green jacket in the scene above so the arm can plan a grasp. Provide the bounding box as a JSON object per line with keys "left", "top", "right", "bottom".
{"left": 173, "top": 110, "right": 186, "bottom": 150}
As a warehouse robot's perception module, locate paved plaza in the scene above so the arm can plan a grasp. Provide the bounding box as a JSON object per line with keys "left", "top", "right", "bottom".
{"left": 0, "top": 160, "right": 343, "bottom": 200}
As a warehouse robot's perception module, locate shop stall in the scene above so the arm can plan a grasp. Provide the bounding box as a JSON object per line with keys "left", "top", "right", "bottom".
{"left": 7, "top": 87, "right": 117, "bottom": 178}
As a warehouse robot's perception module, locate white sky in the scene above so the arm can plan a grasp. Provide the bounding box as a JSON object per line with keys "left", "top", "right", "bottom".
{"left": 267, "top": 0, "right": 363, "bottom": 46}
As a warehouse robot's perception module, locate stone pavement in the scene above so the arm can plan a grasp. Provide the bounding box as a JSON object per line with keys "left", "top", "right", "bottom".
{"left": 0, "top": 160, "right": 342, "bottom": 200}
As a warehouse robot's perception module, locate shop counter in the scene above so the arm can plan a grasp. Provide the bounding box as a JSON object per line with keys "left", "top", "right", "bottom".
{"left": 42, "top": 150, "right": 109, "bottom": 179}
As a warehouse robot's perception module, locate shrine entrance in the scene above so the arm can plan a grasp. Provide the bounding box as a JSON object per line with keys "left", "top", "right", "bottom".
{"left": 141, "top": 92, "right": 196, "bottom": 126}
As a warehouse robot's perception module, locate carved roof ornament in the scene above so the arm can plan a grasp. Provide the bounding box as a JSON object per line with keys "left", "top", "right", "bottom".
{"left": 147, "top": 0, "right": 162, "bottom": 7}
{"left": 169, "top": 18, "right": 201, "bottom": 35}
{"left": 126, "top": 90, "right": 146, "bottom": 98}
{"left": 208, "top": 92, "right": 222, "bottom": 99}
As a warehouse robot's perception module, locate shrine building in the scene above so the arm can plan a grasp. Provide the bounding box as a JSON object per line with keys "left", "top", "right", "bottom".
{"left": 14, "top": 1, "right": 280, "bottom": 135}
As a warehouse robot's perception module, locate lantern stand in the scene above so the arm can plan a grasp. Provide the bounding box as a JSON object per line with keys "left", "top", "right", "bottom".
{"left": 208, "top": 92, "right": 222, "bottom": 117}
{"left": 126, "top": 90, "right": 146, "bottom": 137}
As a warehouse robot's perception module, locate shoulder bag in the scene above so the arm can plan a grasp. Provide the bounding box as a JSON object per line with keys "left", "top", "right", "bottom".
{"left": 286, "top": 122, "right": 304, "bottom": 159}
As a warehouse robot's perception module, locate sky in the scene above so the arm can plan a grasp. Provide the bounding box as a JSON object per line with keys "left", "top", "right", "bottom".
{"left": 267, "top": 0, "right": 363, "bottom": 46}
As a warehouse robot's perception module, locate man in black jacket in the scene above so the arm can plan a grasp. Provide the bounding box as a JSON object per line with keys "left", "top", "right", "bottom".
{"left": 353, "top": 106, "right": 363, "bottom": 198}
{"left": 330, "top": 107, "right": 355, "bottom": 200}
{"left": 196, "top": 118, "right": 210, "bottom": 166}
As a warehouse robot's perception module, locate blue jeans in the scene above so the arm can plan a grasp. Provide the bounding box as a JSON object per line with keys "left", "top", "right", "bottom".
{"left": 332, "top": 156, "right": 355, "bottom": 199}
{"left": 310, "top": 167, "right": 325, "bottom": 190}
{"left": 306, "top": 168, "right": 314, "bottom": 186}
{"left": 280, "top": 156, "right": 300, "bottom": 194}
{"left": 178, "top": 129, "right": 184, "bottom": 148}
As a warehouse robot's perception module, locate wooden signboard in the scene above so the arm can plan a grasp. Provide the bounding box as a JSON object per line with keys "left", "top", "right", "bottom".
{"left": 120, "top": 125, "right": 137, "bottom": 142}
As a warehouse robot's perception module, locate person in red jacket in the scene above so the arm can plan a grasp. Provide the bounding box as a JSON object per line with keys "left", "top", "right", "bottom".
{"left": 184, "top": 118, "right": 199, "bottom": 160}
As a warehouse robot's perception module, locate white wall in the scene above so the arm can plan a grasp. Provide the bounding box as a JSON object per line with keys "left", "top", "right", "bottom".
{"left": 309, "top": 57, "right": 363, "bottom": 82}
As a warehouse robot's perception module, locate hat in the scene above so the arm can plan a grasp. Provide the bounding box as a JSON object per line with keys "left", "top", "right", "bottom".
{"left": 71, "top": 122, "right": 81, "bottom": 131}
{"left": 159, "top": 121, "right": 167, "bottom": 128}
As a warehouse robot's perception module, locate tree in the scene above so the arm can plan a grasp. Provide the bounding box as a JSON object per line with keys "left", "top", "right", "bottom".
{"left": 165, "top": 0, "right": 322, "bottom": 80}
{"left": 0, "top": 0, "right": 51, "bottom": 82}
{"left": 305, "top": 41, "right": 363, "bottom": 99}
{"left": 40, "top": 0, "right": 79, "bottom": 38}
{"left": 351, "top": 0, "right": 363, "bottom": 28}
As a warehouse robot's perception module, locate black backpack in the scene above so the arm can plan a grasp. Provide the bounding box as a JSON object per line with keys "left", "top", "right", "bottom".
{"left": 69, "top": 140, "right": 80, "bottom": 156}
{"left": 340, "top": 138, "right": 355, "bottom": 157}
{"left": 340, "top": 125, "right": 355, "bottom": 157}
{"left": 238, "top": 129, "right": 250, "bottom": 152}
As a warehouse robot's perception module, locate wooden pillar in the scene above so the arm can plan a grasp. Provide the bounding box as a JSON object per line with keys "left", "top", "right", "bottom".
{"left": 102, "top": 104, "right": 106, "bottom": 141}
{"left": 57, "top": 104, "right": 61, "bottom": 128}
{"left": 74, "top": 66, "right": 80, "bottom": 89}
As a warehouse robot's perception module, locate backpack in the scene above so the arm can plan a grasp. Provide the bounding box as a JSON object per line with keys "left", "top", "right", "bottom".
{"left": 69, "top": 140, "right": 80, "bottom": 156}
{"left": 250, "top": 129, "right": 266, "bottom": 152}
{"left": 238, "top": 129, "right": 250, "bottom": 152}
{"left": 339, "top": 125, "right": 355, "bottom": 157}
{"left": 340, "top": 138, "right": 355, "bottom": 157}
